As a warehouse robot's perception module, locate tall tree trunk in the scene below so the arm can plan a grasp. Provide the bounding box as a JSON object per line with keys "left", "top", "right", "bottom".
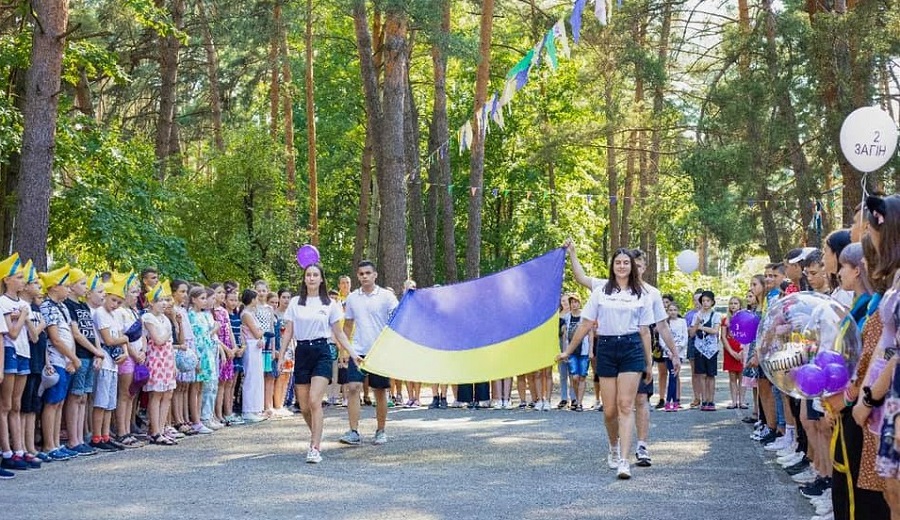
{"left": 1, "top": 70, "right": 26, "bottom": 255}
{"left": 377, "top": 6, "right": 409, "bottom": 292}
{"left": 464, "top": 0, "right": 494, "bottom": 280}
{"left": 426, "top": 0, "right": 456, "bottom": 282}
{"left": 353, "top": 123, "right": 374, "bottom": 269}
{"left": 14, "top": 0, "right": 69, "bottom": 269}
{"left": 621, "top": 130, "right": 635, "bottom": 248}
{"left": 74, "top": 68, "right": 94, "bottom": 118}
{"left": 197, "top": 0, "right": 224, "bottom": 152}
{"left": 154, "top": 0, "right": 184, "bottom": 180}
{"left": 304, "top": 0, "right": 318, "bottom": 242}
{"left": 644, "top": 0, "right": 673, "bottom": 286}
{"left": 604, "top": 77, "right": 620, "bottom": 252}
{"left": 405, "top": 41, "right": 434, "bottom": 287}
{"left": 269, "top": 2, "right": 281, "bottom": 139}
{"left": 279, "top": 2, "right": 296, "bottom": 204}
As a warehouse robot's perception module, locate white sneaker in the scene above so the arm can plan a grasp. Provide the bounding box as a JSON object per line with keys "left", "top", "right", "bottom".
{"left": 542, "top": 400, "right": 550, "bottom": 412}
{"left": 791, "top": 468, "right": 817, "bottom": 484}
{"left": 764, "top": 436, "right": 787, "bottom": 452}
{"left": 492, "top": 401, "right": 503, "bottom": 410}
{"left": 814, "top": 499, "right": 833, "bottom": 516}
{"left": 504, "top": 400, "right": 516, "bottom": 410}
{"left": 306, "top": 448, "right": 322, "bottom": 464}
{"left": 776, "top": 443, "right": 798, "bottom": 457}
{"left": 373, "top": 429, "right": 388, "bottom": 445}
{"left": 193, "top": 424, "right": 213, "bottom": 435}
{"left": 617, "top": 459, "right": 631, "bottom": 479}
{"left": 811, "top": 489, "right": 832, "bottom": 507}
{"left": 778, "top": 451, "right": 804, "bottom": 467}
{"left": 607, "top": 445, "right": 620, "bottom": 469}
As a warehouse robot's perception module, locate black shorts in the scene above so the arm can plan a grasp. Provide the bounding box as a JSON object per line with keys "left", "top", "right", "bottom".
{"left": 293, "top": 338, "right": 333, "bottom": 385}
{"left": 21, "top": 372, "right": 42, "bottom": 414}
{"left": 347, "top": 356, "right": 390, "bottom": 389}
{"left": 638, "top": 377, "right": 654, "bottom": 396}
{"left": 694, "top": 353, "right": 718, "bottom": 377}
{"left": 594, "top": 333, "right": 646, "bottom": 377}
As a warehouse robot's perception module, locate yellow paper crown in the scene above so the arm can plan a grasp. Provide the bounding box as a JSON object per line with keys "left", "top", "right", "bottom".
{"left": 148, "top": 280, "right": 172, "bottom": 302}
{"left": 39, "top": 265, "right": 71, "bottom": 290}
{"left": 105, "top": 271, "right": 134, "bottom": 300}
{"left": 23, "top": 260, "right": 38, "bottom": 284}
{"left": 0, "top": 252, "right": 23, "bottom": 279}
{"left": 87, "top": 272, "right": 103, "bottom": 292}
{"left": 67, "top": 267, "right": 87, "bottom": 285}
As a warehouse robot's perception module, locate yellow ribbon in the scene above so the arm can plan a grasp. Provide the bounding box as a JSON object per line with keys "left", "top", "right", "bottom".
{"left": 827, "top": 401, "right": 855, "bottom": 520}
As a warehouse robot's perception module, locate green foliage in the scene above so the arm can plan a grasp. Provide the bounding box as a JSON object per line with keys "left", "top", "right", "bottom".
{"left": 174, "top": 127, "right": 298, "bottom": 286}
{"left": 49, "top": 117, "right": 198, "bottom": 278}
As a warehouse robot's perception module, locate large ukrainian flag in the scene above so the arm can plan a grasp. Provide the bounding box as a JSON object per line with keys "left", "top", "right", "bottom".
{"left": 362, "top": 248, "right": 565, "bottom": 384}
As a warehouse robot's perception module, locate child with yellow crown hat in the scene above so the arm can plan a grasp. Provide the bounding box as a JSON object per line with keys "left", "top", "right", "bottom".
{"left": 111, "top": 271, "right": 146, "bottom": 448}
{"left": 142, "top": 281, "right": 178, "bottom": 444}
{"left": 0, "top": 252, "right": 36, "bottom": 473}
{"left": 19, "top": 260, "right": 50, "bottom": 466}
{"left": 37, "top": 265, "right": 81, "bottom": 461}
{"left": 61, "top": 268, "right": 104, "bottom": 457}
{"left": 90, "top": 273, "right": 129, "bottom": 452}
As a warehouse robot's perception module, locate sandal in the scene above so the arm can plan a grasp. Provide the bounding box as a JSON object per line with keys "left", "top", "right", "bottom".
{"left": 739, "top": 404, "right": 749, "bottom": 409}
{"left": 726, "top": 403, "right": 737, "bottom": 409}
{"left": 151, "top": 433, "right": 175, "bottom": 446}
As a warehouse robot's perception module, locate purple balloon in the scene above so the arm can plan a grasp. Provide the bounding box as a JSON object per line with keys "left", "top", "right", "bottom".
{"left": 813, "top": 350, "right": 845, "bottom": 369}
{"left": 296, "top": 245, "right": 320, "bottom": 269}
{"left": 729, "top": 310, "right": 760, "bottom": 345}
{"left": 823, "top": 363, "right": 851, "bottom": 394}
{"left": 794, "top": 364, "right": 827, "bottom": 397}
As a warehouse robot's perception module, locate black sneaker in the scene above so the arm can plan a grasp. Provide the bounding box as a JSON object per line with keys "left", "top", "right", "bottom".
{"left": 429, "top": 398, "right": 440, "bottom": 409}
{"left": 557, "top": 400, "right": 568, "bottom": 409}
{"left": 439, "top": 397, "right": 448, "bottom": 409}
{"left": 89, "top": 440, "right": 116, "bottom": 453}
{"left": 654, "top": 399, "right": 665, "bottom": 409}
{"left": 1, "top": 455, "right": 27, "bottom": 470}
{"left": 785, "top": 458, "right": 811, "bottom": 475}
{"left": 799, "top": 477, "right": 831, "bottom": 498}
{"left": 107, "top": 439, "right": 126, "bottom": 451}
{"left": 759, "top": 430, "right": 779, "bottom": 446}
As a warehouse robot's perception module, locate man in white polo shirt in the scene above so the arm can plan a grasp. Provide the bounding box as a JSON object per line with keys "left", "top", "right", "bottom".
{"left": 339, "top": 261, "right": 398, "bottom": 446}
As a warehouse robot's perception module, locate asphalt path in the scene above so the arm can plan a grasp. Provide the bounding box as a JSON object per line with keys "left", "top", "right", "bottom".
{"left": 3, "top": 374, "right": 813, "bottom": 520}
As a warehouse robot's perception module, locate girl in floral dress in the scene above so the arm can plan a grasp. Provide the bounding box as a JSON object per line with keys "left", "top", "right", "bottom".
{"left": 142, "top": 282, "right": 177, "bottom": 445}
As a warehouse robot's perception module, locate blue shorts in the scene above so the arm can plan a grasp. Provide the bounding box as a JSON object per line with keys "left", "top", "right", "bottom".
{"left": 694, "top": 353, "right": 718, "bottom": 377}
{"left": 3, "top": 346, "right": 30, "bottom": 375}
{"left": 44, "top": 366, "right": 70, "bottom": 405}
{"left": 567, "top": 354, "right": 590, "bottom": 378}
{"left": 292, "top": 339, "right": 332, "bottom": 385}
{"left": 639, "top": 377, "right": 654, "bottom": 395}
{"left": 594, "top": 334, "right": 646, "bottom": 377}
{"left": 68, "top": 357, "right": 95, "bottom": 395}
{"left": 347, "top": 356, "right": 390, "bottom": 389}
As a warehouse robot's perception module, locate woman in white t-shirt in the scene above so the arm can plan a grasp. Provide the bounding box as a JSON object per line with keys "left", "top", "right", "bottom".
{"left": 558, "top": 248, "right": 654, "bottom": 480}
{"left": 278, "top": 264, "right": 356, "bottom": 464}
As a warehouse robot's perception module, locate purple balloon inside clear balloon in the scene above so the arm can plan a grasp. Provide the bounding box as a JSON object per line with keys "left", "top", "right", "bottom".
{"left": 814, "top": 350, "right": 845, "bottom": 369}
{"left": 729, "top": 310, "right": 760, "bottom": 345}
{"left": 794, "top": 364, "right": 827, "bottom": 397}
{"left": 296, "top": 245, "right": 320, "bottom": 269}
{"left": 823, "top": 363, "right": 851, "bottom": 393}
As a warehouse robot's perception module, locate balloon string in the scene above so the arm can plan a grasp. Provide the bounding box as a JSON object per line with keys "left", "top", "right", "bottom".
{"left": 827, "top": 401, "right": 856, "bottom": 520}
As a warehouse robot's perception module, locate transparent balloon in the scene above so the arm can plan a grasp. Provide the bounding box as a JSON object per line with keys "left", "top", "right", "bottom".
{"left": 757, "top": 292, "right": 861, "bottom": 399}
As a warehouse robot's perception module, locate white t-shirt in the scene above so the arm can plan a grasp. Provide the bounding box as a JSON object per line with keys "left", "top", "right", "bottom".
{"left": 832, "top": 288, "right": 853, "bottom": 308}
{"left": 175, "top": 306, "right": 193, "bottom": 343}
{"left": 94, "top": 306, "right": 123, "bottom": 371}
{"left": 562, "top": 313, "right": 591, "bottom": 356}
{"left": 344, "top": 286, "right": 398, "bottom": 355}
{"left": 582, "top": 280, "right": 655, "bottom": 336}
{"left": 142, "top": 312, "right": 172, "bottom": 344}
{"left": 590, "top": 277, "right": 666, "bottom": 324}
{"left": 115, "top": 307, "right": 144, "bottom": 354}
{"left": 666, "top": 317, "right": 688, "bottom": 359}
{"left": 283, "top": 296, "right": 342, "bottom": 342}
{"left": 691, "top": 310, "right": 723, "bottom": 359}
{"left": 40, "top": 299, "right": 74, "bottom": 367}
{"left": 0, "top": 294, "right": 30, "bottom": 357}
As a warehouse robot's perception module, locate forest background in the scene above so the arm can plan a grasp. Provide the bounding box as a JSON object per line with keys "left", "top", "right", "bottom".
{"left": 1, "top": 0, "right": 897, "bottom": 309}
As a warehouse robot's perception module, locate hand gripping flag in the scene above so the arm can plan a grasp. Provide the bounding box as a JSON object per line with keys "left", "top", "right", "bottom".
{"left": 362, "top": 248, "right": 565, "bottom": 384}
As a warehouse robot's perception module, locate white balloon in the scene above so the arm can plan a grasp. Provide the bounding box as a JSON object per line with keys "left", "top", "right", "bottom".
{"left": 676, "top": 250, "right": 700, "bottom": 274}
{"left": 839, "top": 107, "right": 898, "bottom": 173}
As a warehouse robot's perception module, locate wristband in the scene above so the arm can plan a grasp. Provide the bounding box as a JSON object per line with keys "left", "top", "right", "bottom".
{"left": 863, "top": 386, "right": 886, "bottom": 408}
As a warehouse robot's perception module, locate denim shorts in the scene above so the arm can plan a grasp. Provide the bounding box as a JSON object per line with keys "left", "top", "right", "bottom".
{"left": 567, "top": 354, "right": 590, "bottom": 377}
{"left": 3, "top": 346, "right": 30, "bottom": 375}
{"left": 638, "top": 377, "right": 654, "bottom": 395}
{"left": 594, "top": 333, "right": 646, "bottom": 377}
{"left": 292, "top": 339, "right": 333, "bottom": 385}
{"left": 69, "top": 357, "right": 95, "bottom": 395}
{"left": 44, "top": 366, "right": 70, "bottom": 405}
{"left": 347, "top": 356, "right": 390, "bottom": 389}
{"left": 694, "top": 353, "right": 718, "bottom": 377}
